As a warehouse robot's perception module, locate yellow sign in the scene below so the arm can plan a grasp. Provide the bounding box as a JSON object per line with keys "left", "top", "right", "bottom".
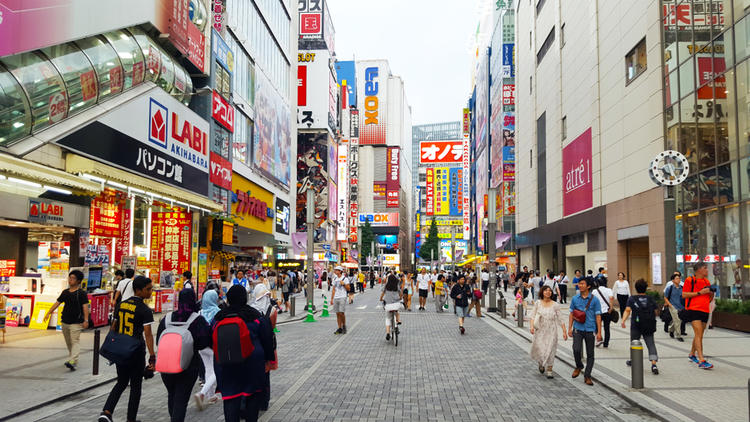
{"left": 29, "top": 302, "right": 54, "bottom": 330}
{"left": 222, "top": 222, "right": 233, "bottom": 244}
{"left": 231, "top": 174, "right": 274, "bottom": 234}
{"left": 435, "top": 232, "right": 464, "bottom": 239}
{"left": 434, "top": 167, "right": 449, "bottom": 215}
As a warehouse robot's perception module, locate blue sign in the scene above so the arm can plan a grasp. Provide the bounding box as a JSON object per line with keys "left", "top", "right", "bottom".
{"left": 322, "top": 244, "right": 331, "bottom": 250}
{"left": 502, "top": 146, "right": 515, "bottom": 165}
{"left": 335, "top": 61, "right": 357, "bottom": 107}
{"left": 212, "top": 29, "right": 234, "bottom": 74}
{"left": 502, "top": 44, "right": 514, "bottom": 78}
{"left": 449, "top": 167, "right": 462, "bottom": 216}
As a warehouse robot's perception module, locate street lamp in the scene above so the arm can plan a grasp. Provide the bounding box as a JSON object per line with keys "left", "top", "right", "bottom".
{"left": 306, "top": 189, "right": 315, "bottom": 312}
{"left": 487, "top": 187, "right": 498, "bottom": 312}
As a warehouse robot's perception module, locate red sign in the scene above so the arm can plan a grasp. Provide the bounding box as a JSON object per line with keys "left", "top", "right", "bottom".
{"left": 187, "top": 21, "right": 206, "bottom": 73}
{"left": 300, "top": 13, "right": 322, "bottom": 35}
{"left": 211, "top": 91, "right": 234, "bottom": 132}
{"left": 562, "top": 128, "right": 593, "bottom": 217}
{"left": 212, "top": 0, "right": 225, "bottom": 32}
{"left": 419, "top": 141, "right": 464, "bottom": 164}
{"left": 110, "top": 66, "right": 123, "bottom": 94}
{"left": 152, "top": 212, "right": 191, "bottom": 274}
{"left": 297, "top": 65, "right": 308, "bottom": 106}
{"left": 386, "top": 147, "right": 400, "bottom": 208}
{"left": 133, "top": 61, "right": 145, "bottom": 86}
{"left": 80, "top": 70, "right": 97, "bottom": 101}
{"left": 48, "top": 92, "right": 67, "bottom": 124}
{"left": 373, "top": 182, "right": 386, "bottom": 199}
{"left": 235, "top": 190, "right": 268, "bottom": 221}
{"left": 168, "top": 0, "right": 205, "bottom": 73}
{"left": 210, "top": 152, "right": 232, "bottom": 190}
{"left": 426, "top": 168, "right": 434, "bottom": 216}
{"left": 696, "top": 57, "right": 727, "bottom": 100}
{"left": 502, "top": 84, "right": 515, "bottom": 106}
{"left": 114, "top": 209, "right": 131, "bottom": 266}
{"left": 0, "top": 260, "right": 16, "bottom": 277}
{"left": 90, "top": 191, "right": 125, "bottom": 237}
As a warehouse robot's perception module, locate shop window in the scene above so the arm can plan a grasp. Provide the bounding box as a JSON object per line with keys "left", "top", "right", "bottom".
{"left": 127, "top": 27, "right": 161, "bottom": 83}
{"left": 717, "top": 69, "right": 735, "bottom": 163}
{"left": 717, "top": 163, "right": 737, "bottom": 204}
{"left": 665, "top": 70, "right": 679, "bottom": 106}
{"left": 675, "top": 184, "right": 685, "bottom": 213}
{"left": 626, "top": 38, "right": 647, "bottom": 84}
{"left": 683, "top": 174, "right": 700, "bottom": 211}
{"left": 697, "top": 123, "right": 717, "bottom": 171}
{"left": 735, "top": 0, "right": 750, "bottom": 24}
{"left": 216, "top": 64, "right": 231, "bottom": 100}
{"left": 736, "top": 13, "right": 750, "bottom": 64}
{"left": 75, "top": 36, "right": 123, "bottom": 101}
{"left": 685, "top": 212, "right": 702, "bottom": 255}
{"left": 560, "top": 23, "right": 565, "bottom": 48}
{"left": 679, "top": 95, "right": 699, "bottom": 170}
{"left": 41, "top": 42, "right": 98, "bottom": 116}
{"left": 171, "top": 66, "right": 189, "bottom": 104}
{"left": 536, "top": 27, "right": 555, "bottom": 66}
{"left": 0, "top": 51, "right": 67, "bottom": 133}
{"left": 698, "top": 169, "right": 716, "bottom": 208}
{"left": 102, "top": 30, "right": 145, "bottom": 91}
{"left": 740, "top": 157, "right": 750, "bottom": 200}
{"left": 736, "top": 60, "right": 750, "bottom": 158}
{"left": 561, "top": 115, "right": 567, "bottom": 140}
{"left": 587, "top": 229, "right": 605, "bottom": 252}
{"left": 678, "top": 58, "right": 694, "bottom": 101}
{"left": 0, "top": 65, "right": 32, "bottom": 145}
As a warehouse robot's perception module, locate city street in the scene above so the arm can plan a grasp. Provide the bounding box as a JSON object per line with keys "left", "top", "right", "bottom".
{"left": 13, "top": 289, "right": 656, "bottom": 422}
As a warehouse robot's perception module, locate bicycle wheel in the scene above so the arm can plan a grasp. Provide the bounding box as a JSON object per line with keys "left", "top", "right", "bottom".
{"left": 394, "top": 325, "right": 398, "bottom": 347}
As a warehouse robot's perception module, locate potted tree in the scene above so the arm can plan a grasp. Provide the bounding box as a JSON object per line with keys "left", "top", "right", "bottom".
{"left": 711, "top": 299, "right": 750, "bottom": 333}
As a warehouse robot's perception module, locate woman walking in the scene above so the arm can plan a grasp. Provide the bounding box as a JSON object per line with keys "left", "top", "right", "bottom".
{"left": 434, "top": 274, "right": 447, "bottom": 312}
{"left": 194, "top": 289, "right": 221, "bottom": 410}
{"left": 450, "top": 275, "right": 472, "bottom": 334}
{"left": 614, "top": 272, "right": 630, "bottom": 318}
{"left": 529, "top": 285, "right": 568, "bottom": 378}
{"left": 250, "top": 284, "right": 278, "bottom": 411}
{"left": 156, "top": 289, "right": 211, "bottom": 422}
{"left": 470, "top": 276, "right": 483, "bottom": 317}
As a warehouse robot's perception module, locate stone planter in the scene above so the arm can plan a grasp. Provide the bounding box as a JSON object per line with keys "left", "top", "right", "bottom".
{"left": 711, "top": 311, "right": 750, "bottom": 333}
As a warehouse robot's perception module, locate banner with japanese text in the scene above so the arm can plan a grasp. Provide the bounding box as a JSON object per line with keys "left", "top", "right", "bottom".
{"left": 425, "top": 168, "right": 434, "bottom": 216}
{"left": 151, "top": 211, "right": 192, "bottom": 274}
{"left": 434, "top": 167, "right": 449, "bottom": 215}
{"left": 90, "top": 190, "right": 126, "bottom": 237}
{"left": 449, "top": 167, "right": 463, "bottom": 216}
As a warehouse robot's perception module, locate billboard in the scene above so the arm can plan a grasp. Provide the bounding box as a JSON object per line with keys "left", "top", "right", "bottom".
{"left": 475, "top": 53, "right": 489, "bottom": 151}
{"left": 386, "top": 147, "right": 400, "bottom": 208}
{"left": 425, "top": 168, "right": 434, "bottom": 216}
{"left": 275, "top": 197, "right": 290, "bottom": 236}
{"left": 337, "top": 144, "right": 348, "bottom": 241}
{"left": 476, "top": 146, "right": 488, "bottom": 251}
{"left": 356, "top": 61, "right": 388, "bottom": 145}
{"left": 373, "top": 182, "right": 386, "bottom": 200}
{"left": 502, "top": 146, "right": 515, "bottom": 181}
{"left": 358, "top": 213, "right": 399, "bottom": 227}
{"left": 502, "top": 84, "right": 515, "bottom": 106}
{"left": 296, "top": 132, "right": 330, "bottom": 232}
{"left": 562, "top": 128, "right": 593, "bottom": 217}
{"left": 419, "top": 140, "right": 464, "bottom": 164}
{"left": 502, "top": 43, "right": 515, "bottom": 78}
{"left": 462, "top": 133, "right": 470, "bottom": 238}
{"left": 434, "top": 167, "right": 449, "bottom": 215}
{"left": 253, "top": 69, "right": 291, "bottom": 186}
{"left": 349, "top": 112, "right": 359, "bottom": 242}
{"left": 502, "top": 181, "right": 515, "bottom": 215}
{"left": 449, "top": 167, "right": 463, "bottom": 216}
{"left": 298, "top": 0, "right": 322, "bottom": 39}
{"left": 297, "top": 50, "right": 334, "bottom": 131}
{"left": 335, "top": 61, "right": 357, "bottom": 107}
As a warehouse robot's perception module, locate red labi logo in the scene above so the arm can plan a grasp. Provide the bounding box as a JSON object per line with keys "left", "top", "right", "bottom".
{"left": 148, "top": 98, "right": 168, "bottom": 147}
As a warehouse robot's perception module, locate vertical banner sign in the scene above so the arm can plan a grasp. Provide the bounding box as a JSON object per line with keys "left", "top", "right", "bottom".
{"left": 114, "top": 208, "right": 131, "bottom": 266}
{"left": 191, "top": 212, "right": 199, "bottom": 280}
{"left": 434, "top": 167, "right": 449, "bottom": 215}
{"left": 357, "top": 62, "right": 387, "bottom": 145}
{"left": 562, "top": 127, "right": 593, "bottom": 217}
{"left": 386, "top": 147, "right": 400, "bottom": 208}
{"left": 462, "top": 108, "right": 471, "bottom": 135}
{"left": 150, "top": 212, "right": 164, "bottom": 262}
{"left": 90, "top": 191, "right": 125, "bottom": 237}
{"left": 462, "top": 131, "right": 471, "bottom": 239}
{"left": 449, "top": 167, "right": 463, "bottom": 216}
{"left": 425, "top": 168, "right": 435, "bottom": 216}
{"left": 337, "top": 144, "right": 348, "bottom": 241}
{"left": 348, "top": 111, "right": 360, "bottom": 243}
{"left": 153, "top": 211, "right": 192, "bottom": 274}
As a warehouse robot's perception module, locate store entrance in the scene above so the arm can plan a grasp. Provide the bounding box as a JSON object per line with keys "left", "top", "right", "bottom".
{"left": 625, "top": 238, "right": 650, "bottom": 284}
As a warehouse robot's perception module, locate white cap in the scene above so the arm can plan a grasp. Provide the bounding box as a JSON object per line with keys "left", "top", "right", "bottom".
{"left": 334, "top": 266, "right": 344, "bottom": 272}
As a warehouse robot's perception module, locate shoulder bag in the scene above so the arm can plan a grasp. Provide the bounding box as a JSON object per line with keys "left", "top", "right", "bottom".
{"left": 678, "top": 277, "right": 696, "bottom": 322}
{"left": 595, "top": 287, "right": 619, "bottom": 323}
{"left": 571, "top": 294, "right": 594, "bottom": 324}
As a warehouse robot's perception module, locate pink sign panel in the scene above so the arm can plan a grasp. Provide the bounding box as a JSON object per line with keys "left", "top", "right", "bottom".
{"left": 562, "top": 127, "right": 593, "bottom": 217}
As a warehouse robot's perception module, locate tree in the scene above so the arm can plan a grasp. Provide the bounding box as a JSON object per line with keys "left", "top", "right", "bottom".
{"left": 419, "top": 218, "right": 440, "bottom": 264}
{"left": 360, "top": 220, "right": 374, "bottom": 266}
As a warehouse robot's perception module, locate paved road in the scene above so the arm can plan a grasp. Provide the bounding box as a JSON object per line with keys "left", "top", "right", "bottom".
{"left": 25, "top": 288, "right": 654, "bottom": 421}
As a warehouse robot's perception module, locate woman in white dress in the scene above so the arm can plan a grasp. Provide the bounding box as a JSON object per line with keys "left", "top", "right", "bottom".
{"left": 529, "top": 285, "right": 568, "bottom": 379}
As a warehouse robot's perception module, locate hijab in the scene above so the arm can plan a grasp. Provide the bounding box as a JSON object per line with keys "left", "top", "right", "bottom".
{"left": 215, "top": 284, "right": 260, "bottom": 322}
{"left": 200, "top": 289, "right": 221, "bottom": 323}
{"left": 177, "top": 288, "right": 199, "bottom": 315}
{"left": 250, "top": 284, "right": 271, "bottom": 314}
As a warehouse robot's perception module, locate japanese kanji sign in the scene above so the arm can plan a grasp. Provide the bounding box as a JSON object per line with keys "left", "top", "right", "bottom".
{"left": 151, "top": 211, "right": 191, "bottom": 274}
{"left": 419, "top": 140, "right": 464, "bottom": 164}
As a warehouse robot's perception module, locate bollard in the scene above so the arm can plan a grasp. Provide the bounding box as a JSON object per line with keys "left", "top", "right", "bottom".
{"left": 290, "top": 296, "right": 296, "bottom": 317}
{"left": 92, "top": 329, "right": 100, "bottom": 376}
{"left": 517, "top": 303, "right": 524, "bottom": 328}
{"left": 747, "top": 377, "right": 749, "bottom": 421}
{"left": 481, "top": 295, "right": 486, "bottom": 308}
{"left": 499, "top": 297, "right": 507, "bottom": 318}
{"left": 630, "top": 340, "right": 644, "bottom": 389}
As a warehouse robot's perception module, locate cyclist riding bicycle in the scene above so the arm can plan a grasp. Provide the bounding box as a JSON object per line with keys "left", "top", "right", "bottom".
{"left": 379, "top": 272, "right": 403, "bottom": 341}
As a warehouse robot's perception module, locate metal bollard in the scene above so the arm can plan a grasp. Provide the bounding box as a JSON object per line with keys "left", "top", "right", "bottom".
{"left": 517, "top": 303, "right": 524, "bottom": 328}
{"left": 92, "top": 329, "right": 100, "bottom": 376}
{"left": 499, "top": 297, "right": 507, "bottom": 318}
{"left": 630, "top": 340, "right": 644, "bottom": 389}
{"left": 290, "top": 296, "right": 296, "bottom": 317}
{"left": 481, "top": 295, "right": 486, "bottom": 308}
{"left": 747, "top": 377, "right": 749, "bottom": 421}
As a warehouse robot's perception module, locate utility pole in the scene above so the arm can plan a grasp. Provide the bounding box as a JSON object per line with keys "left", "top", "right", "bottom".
{"left": 451, "top": 225, "right": 456, "bottom": 272}
{"left": 487, "top": 187, "right": 498, "bottom": 312}
{"left": 306, "top": 189, "right": 315, "bottom": 312}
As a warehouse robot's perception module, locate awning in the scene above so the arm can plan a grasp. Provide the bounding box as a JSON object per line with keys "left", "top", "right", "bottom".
{"left": 65, "top": 154, "right": 222, "bottom": 212}
{"left": 0, "top": 152, "right": 102, "bottom": 194}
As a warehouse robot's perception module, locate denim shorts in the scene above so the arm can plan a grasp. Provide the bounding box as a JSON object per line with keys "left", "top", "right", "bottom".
{"left": 456, "top": 306, "right": 468, "bottom": 318}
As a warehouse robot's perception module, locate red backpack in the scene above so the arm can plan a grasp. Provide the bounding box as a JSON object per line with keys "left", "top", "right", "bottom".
{"left": 212, "top": 315, "right": 255, "bottom": 365}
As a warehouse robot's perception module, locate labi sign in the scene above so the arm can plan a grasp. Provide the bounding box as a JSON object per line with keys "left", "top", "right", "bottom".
{"left": 562, "top": 127, "right": 593, "bottom": 217}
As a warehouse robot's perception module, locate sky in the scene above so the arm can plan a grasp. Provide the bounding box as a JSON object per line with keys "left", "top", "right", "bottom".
{"left": 326, "top": 0, "right": 486, "bottom": 125}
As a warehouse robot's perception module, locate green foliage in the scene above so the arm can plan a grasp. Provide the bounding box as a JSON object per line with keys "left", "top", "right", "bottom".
{"left": 645, "top": 290, "right": 663, "bottom": 307}
{"left": 715, "top": 299, "right": 750, "bottom": 315}
{"left": 419, "top": 218, "right": 440, "bottom": 263}
{"left": 360, "top": 220, "right": 374, "bottom": 265}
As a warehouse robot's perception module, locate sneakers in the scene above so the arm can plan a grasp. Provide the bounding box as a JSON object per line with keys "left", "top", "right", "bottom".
{"left": 688, "top": 354, "right": 700, "bottom": 364}
{"left": 98, "top": 413, "right": 113, "bottom": 422}
{"left": 698, "top": 360, "right": 714, "bottom": 370}
{"left": 626, "top": 360, "right": 632, "bottom": 367}
{"left": 386, "top": 333, "right": 391, "bottom": 341}
{"left": 651, "top": 364, "right": 659, "bottom": 375}
{"left": 545, "top": 370, "right": 554, "bottom": 379}
{"left": 194, "top": 393, "right": 206, "bottom": 411}
{"left": 64, "top": 361, "right": 76, "bottom": 371}
{"left": 342, "top": 326, "right": 347, "bottom": 334}
{"left": 595, "top": 341, "right": 603, "bottom": 347}
{"left": 677, "top": 337, "right": 685, "bottom": 342}
{"left": 334, "top": 328, "right": 342, "bottom": 335}
{"left": 459, "top": 326, "right": 465, "bottom": 335}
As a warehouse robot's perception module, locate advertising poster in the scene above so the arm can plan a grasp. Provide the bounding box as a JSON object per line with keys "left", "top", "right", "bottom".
{"left": 5, "top": 299, "right": 26, "bottom": 327}
{"left": 348, "top": 121, "right": 359, "bottom": 243}
{"left": 373, "top": 183, "right": 386, "bottom": 200}
{"left": 562, "top": 128, "right": 593, "bottom": 217}
{"left": 425, "top": 168, "right": 435, "bottom": 216}
{"left": 503, "top": 146, "right": 515, "bottom": 181}
{"left": 476, "top": 148, "right": 488, "bottom": 251}
{"left": 462, "top": 132, "right": 471, "bottom": 239}
{"left": 297, "top": 50, "right": 332, "bottom": 130}
{"left": 357, "top": 213, "right": 399, "bottom": 227}
{"left": 492, "top": 112, "right": 515, "bottom": 187}
{"left": 475, "top": 53, "right": 489, "bottom": 151}
{"left": 356, "top": 60, "right": 388, "bottom": 145}
{"left": 90, "top": 191, "right": 125, "bottom": 237}
{"left": 296, "top": 132, "right": 330, "bottom": 234}
{"left": 502, "top": 84, "right": 515, "bottom": 106}
{"left": 253, "top": 69, "right": 291, "bottom": 186}
{"left": 434, "top": 167, "right": 449, "bottom": 215}
{"left": 114, "top": 209, "right": 131, "bottom": 266}
{"left": 152, "top": 212, "right": 192, "bottom": 274}
{"left": 502, "top": 181, "right": 516, "bottom": 215}
{"left": 386, "top": 147, "right": 400, "bottom": 208}
{"left": 0, "top": 260, "right": 16, "bottom": 277}
{"left": 329, "top": 179, "right": 337, "bottom": 227}
{"left": 449, "top": 168, "right": 463, "bottom": 216}
{"left": 502, "top": 43, "right": 515, "bottom": 78}
{"left": 419, "top": 140, "right": 464, "bottom": 164}
{"left": 275, "top": 198, "right": 291, "bottom": 236}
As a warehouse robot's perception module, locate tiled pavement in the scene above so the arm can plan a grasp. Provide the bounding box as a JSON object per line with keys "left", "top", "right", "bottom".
{"left": 22, "top": 288, "right": 654, "bottom": 422}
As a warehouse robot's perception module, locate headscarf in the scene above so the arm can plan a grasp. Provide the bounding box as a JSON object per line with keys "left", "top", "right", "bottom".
{"left": 200, "top": 289, "right": 221, "bottom": 323}
{"left": 250, "top": 284, "right": 271, "bottom": 314}
{"left": 214, "top": 284, "right": 260, "bottom": 323}
{"left": 226, "top": 284, "right": 248, "bottom": 307}
{"left": 176, "top": 288, "right": 199, "bottom": 316}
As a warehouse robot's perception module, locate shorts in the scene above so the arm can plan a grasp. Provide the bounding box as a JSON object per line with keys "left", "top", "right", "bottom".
{"left": 384, "top": 302, "right": 403, "bottom": 312}
{"left": 419, "top": 289, "right": 429, "bottom": 298}
{"left": 333, "top": 297, "right": 347, "bottom": 313}
{"left": 683, "top": 309, "right": 709, "bottom": 323}
{"left": 456, "top": 306, "right": 468, "bottom": 318}
{"left": 282, "top": 291, "right": 290, "bottom": 302}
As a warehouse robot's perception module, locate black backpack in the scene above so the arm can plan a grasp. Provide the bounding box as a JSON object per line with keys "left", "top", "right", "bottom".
{"left": 632, "top": 296, "right": 657, "bottom": 334}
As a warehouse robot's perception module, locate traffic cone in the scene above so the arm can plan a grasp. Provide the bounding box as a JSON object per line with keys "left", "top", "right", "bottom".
{"left": 321, "top": 294, "right": 330, "bottom": 317}
{"left": 273, "top": 326, "right": 280, "bottom": 333}
{"left": 303, "top": 298, "right": 316, "bottom": 322}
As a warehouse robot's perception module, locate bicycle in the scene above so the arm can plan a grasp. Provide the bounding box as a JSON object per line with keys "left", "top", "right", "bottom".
{"left": 387, "top": 309, "right": 399, "bottom": 347}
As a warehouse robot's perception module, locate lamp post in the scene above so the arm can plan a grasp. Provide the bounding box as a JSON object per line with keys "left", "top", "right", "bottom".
{"left": 487, "top": 187, "right": 498, "bottom": 312}
{"left": 451, "top": 225, "right": 456, "bottom": 272}
{"left": 306, "top": 189, "right": 315, "bottom": 312}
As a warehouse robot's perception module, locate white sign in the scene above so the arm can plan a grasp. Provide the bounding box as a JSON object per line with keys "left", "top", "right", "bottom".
{"left": 382, "top": 254, "right": 400, "bottom": 265}
{"left": 297, "top": 49, "right": 334, "bottom": 131}
{"left": 652, "top": 252, "right": 662, "bottom": 285}
{"left": 337, "top": 144, "right": 348, "bottom": 240}
{"left": 462, "top": 133, "right": 471, "bottom": 238}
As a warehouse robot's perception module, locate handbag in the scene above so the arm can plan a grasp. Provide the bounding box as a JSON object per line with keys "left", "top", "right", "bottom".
{"left": 473, "top": 289, "right": 483, "bottom": 300}
{"left": 572, "top": 294, "right": 594, "bottom": 324}
{"left": 595, "top": 287, "right": 619, "bottom": 323}
{"left": 100, "top": 330, "right": 143, "bottom": 365}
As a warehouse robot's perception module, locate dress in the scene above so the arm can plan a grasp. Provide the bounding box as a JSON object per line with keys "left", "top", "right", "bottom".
{"left": 529, "top": 301, "right": 563, "bottom": 368}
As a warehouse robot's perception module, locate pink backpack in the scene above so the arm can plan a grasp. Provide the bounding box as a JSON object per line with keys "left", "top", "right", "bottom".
{"left": 155, "top": 312, "right": 199, "bottom": 374}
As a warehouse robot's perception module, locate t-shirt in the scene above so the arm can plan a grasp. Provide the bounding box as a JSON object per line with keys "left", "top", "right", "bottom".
{"left": 183, "top": 280, "right": 194, "bottom": 290}
{"left": 56, "top": 288, "right": 89, "bottom": 324}
{"left": 664, "top": 282, "right": 684, "bottom": 310}
{"left": 281, "top": 275, "right": 290, "bottom": 293}
{"left": 434, "top": 280, "right": 446, "bottom": 295}
{"left": 592, "top": 286, "right": 614, "bottom": 313}
{"left": 417, "top": 274, "right": 431, "bottom": 290}
{"left": 358, "top": 273, "right": 365, "bottom": 283}
{"left": 381, "top": 284, "right": 401, "bottom": 304}
{"left": 332, "top": 275, "right": 350, "bottom": 299}
{"left": 529, "top": 277, "right": 542, "bottom": 289}
{"left": 116, "top": 278, "right": 134, "bottom": 302}
{"left": 481, "top": 272, "right": 490, "bottom": 281}
{"left": 114, "top": 296, "right": 153, "bottom": 341}
{"left": 569, "top": 292, "right": 602, "bottom": 332}
{"left": 683, "top": 277, "right": 711, "bottom": 313}
{"left": 614, "top": 280, "right": 630, "bottom": 296}
{"left": 559, "top": 276, "right": 569, "bottom": 284}
{"left": 543, "top": 278, "right": 558, "bottom": 291}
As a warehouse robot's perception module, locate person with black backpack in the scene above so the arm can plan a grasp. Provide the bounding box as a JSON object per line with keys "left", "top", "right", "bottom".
{"left": 621, "top": 278, "right": 659, "bottom": 375}
{"left": 212, "top": 284, "right": 274, "bottom": 422}
{"left": 155, "top": 288, "right": 211, "bottom": 422}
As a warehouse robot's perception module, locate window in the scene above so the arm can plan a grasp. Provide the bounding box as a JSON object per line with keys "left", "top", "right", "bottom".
{"left": 0, "top": 66, "right": 31, "bottom": 145}
{"left": 41, "top": 42, "right": 98, "bottom": 116}
{"left": 561, "top": 115, "right": 567, "bottom": 140}
{"left": 75, "top": 36, "right": 123, "bottom": 101}
{"left": 216, "top": 64, "right": 231, "bottom": 99}
{"left": 560, "top": 23, "right": 565, "bottom": 47}
{"left": 626, "top": 37, "right": 647, "bottom": 84}
{"left": 536, "top": 27, "right": 555, "bottom": 65}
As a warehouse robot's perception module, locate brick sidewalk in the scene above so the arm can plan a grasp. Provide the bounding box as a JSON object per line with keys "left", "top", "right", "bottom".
{"left": 485, "top": 300, "right": 750, "bottom": 422}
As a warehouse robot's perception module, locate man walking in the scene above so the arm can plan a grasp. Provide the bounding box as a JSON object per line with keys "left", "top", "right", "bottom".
{"left": 558, "top": 271, "right": 569, "bottom": 304}
{"left": 44, "top": 270, "right": 89, "bottom": 370}
{"left": 682, "top": 262, "right": 714, "bottom": 369}
{"left": 568, "top": 277, "right": 602, "bottom": 386}
{"left": 663, "top": 273, "right": 686, "bottom": 341}
{"left": 416, "top": 268, "right": 431, "bottom": 311}
{"left": 331, "top": 266, "right": 350, "bottom": 334}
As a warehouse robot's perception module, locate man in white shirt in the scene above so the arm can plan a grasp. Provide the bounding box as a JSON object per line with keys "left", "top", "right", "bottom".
{"left": 416, "top": 268, "right": 432, "bottom": 311}
{"left": 557, "top": 271, "right": 570, "bottom": 303}
{"left": 528, "top": 271, "right": 542, "bottom": 304}
{"left": 591, "top": 279, "right": 614, "bottom": 347}
{"left": 113, "top": 268, "right": 136, "bottom": 306}
{"left": 481, "top": 269, "right": 491, "bottom": 294}
{"left": 331, "top": 266, "right": 350, "bottom": 334}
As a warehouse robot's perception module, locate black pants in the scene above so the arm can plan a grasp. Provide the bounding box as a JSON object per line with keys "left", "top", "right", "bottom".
{"left": 103, "top": 352, "right": 145, "bottom": 421}
{"left": 617, "top": 294, "right": 629, "bottom": 317}
{"left": 572, "top": 330, "right": 595, "bottom": 378}
{"left": 559, "top": 285, "right": 568, "bottom": 303}
{"left": 601, "top": 312, "right": 611, "bottom": 347}
{"left": 161, "top": 362, "right": 199, "bottom": 422}
{"left": 223, "top": 394, "right": 263, "bottom": 422}
{"left": 262, "top": 372, "right": 270, "bottom": 410}
{"left": 503, "top": 280, "right": 509, "bottom": 292}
